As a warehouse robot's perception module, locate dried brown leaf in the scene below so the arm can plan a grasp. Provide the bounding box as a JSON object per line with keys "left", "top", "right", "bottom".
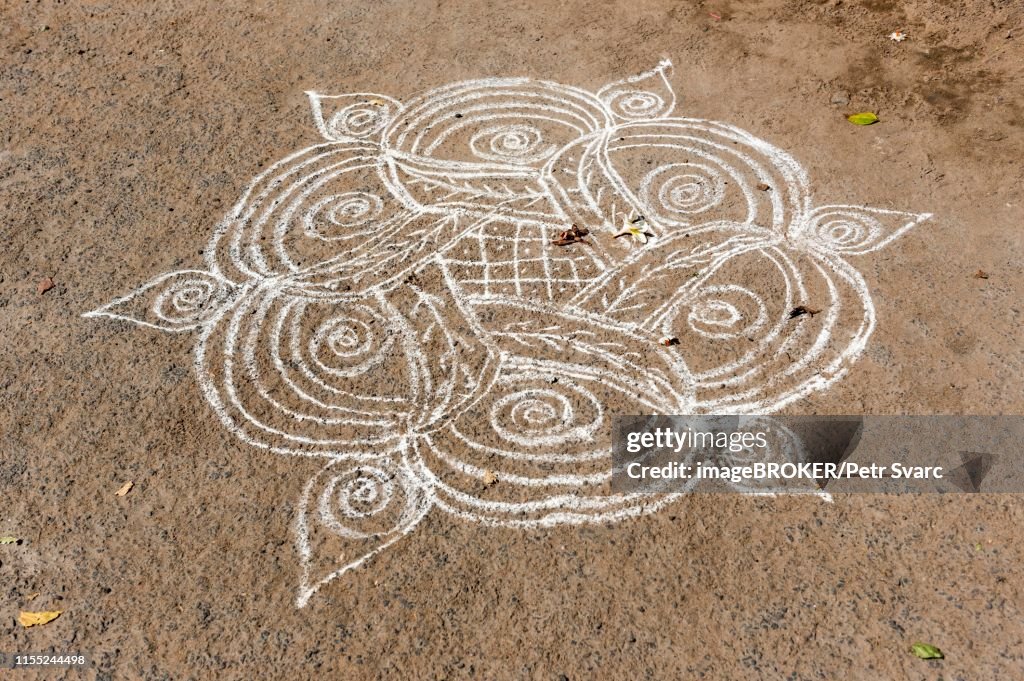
{"left": 552, "top": 224, "right": 590, "bottom": 247}
{"left": 789, "top": 306, "right": 822, "bottom": 319}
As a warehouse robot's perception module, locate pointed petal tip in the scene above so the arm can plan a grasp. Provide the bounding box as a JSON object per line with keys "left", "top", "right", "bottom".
{"left": 307, "top": 92, "right": 400, "bottom": 141}
{"left": 82, "top": 270, "right": 237, "bottom": 332}
{"left": 800, "top": 205, "right": 933, "bottom": 255}
{"left": 598, "top": 60, "right": 677, "bottom": 121}
{"left": 295, "top": 586, "right": 315, "bottom": 609}
{"left": 290, "top": 456, "right": 430, "bottom": 608}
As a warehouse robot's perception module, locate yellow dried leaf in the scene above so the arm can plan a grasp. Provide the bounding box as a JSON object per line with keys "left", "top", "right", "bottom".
{"left": 847, "top": 112, "right": 879, "bottom": 126}
{"left": 115, "top": 481, "right": 133, "bottom": 497}
{"left": 19, "top": 610, "right": 62, "bottom": 628}
{"left": 0, "top": 536, "right": 18, "bottom": 544}
{"left": 910, "top": 642, "right": 943, "bottom": 660}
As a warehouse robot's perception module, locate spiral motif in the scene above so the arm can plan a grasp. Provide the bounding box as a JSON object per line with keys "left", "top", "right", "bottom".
{"left": 406, "top": 294, "right": 695, "bottom": 525}
{"left": 805, "top": 210, "right": 883, "bottom": 252}
{"left": 489, "top": 384, "right": 602, "bottom": 450}
{"left": 469, "top": 124, "right": 555, "bottom": 165}
{"left": 328, "top": 102, "right": 393, "bottom": 138}
{"left": 195, "top": 270, "right": 501, "bottom": 454}
{"left": 304, "top": 192, "right": 384, "bottom": 239}
{"left": 441, "top": 368, "right": 607, "bottom": 465}
{"left": 413, "top": 353, "right": 685, "bottom": 526}
{"left": 308, "top": 309, "right": 390, "bottom": 378}
{"left": 384, "top": 79, "right": 610, "bottom": 167}
{"left": 714, "top": 417, "right": 809, "bottom": 494}
{"left": 605, "top": 89, "right": 668, "bottom": 119}
{"left": 151, "top": 274, "right": 233, "bottom": 327}
{"left": 311, "top": 462, "right": 427, "bottom": 540}
{"left": 684, "top": 285, "right": 768, "bottom": 341}
{"left": 272, "top": 296, "right": 405, "bottom": 420}
{"left": 547, "top": 119, "right": 809, "bottom": 236}
{"left": 195, "top": 288, "right": 412, "bottom": 451}
{"left": 647, "top": 163, "right": 727, "bottom": 217}
{"left": 156, "top": 279, "right": 214, "bottom": 315}
{"left": 320, "top": 466, "right": 393, "bottom": 530}
{"left": 208, "top": 143, "right": 416, "bottom": 283}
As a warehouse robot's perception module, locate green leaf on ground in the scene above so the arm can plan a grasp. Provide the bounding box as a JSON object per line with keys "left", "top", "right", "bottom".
{"left": 847, "top": 112, "right": 879, "bottom": 125}
{"left": 911, "top": 643, "right": 944, "bottom": 660}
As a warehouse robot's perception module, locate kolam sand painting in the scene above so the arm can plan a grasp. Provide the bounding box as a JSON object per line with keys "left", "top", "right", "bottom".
{"left": 84, "top": 60, "right": 930, "bottom": 607}
{"left": 7, "top": 2, "right": 1024, "bottom": 677}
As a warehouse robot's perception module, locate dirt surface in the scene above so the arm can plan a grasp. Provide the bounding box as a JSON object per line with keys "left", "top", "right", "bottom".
{"left": 2, "top": 0, "right": 1024, "bottom": 679}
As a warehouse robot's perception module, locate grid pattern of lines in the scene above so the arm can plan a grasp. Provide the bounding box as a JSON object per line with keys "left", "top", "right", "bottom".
{"left": 443, "top": 219, "right": 608, "bottom": 304}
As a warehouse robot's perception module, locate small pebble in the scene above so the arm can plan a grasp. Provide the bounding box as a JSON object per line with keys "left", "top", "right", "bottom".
{"left": 830, "top": 91, "right": 850, "bottom": 106}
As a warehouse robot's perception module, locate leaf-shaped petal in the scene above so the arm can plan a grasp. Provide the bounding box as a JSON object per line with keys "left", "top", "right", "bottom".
{"left": 797, "top": 205, "right": 931, "bottom": 255}
{"left": 295, "top": 450, "right": 432, "bottom": 607}
{"left": 83, "top": 270, "right": 238, "bottom": 332}
{"left": 306, "top": 92, "right": 402, "bottom": 142}
{"left": 597, "top": 59, "right": 677, "bottom": 121}
{"left": 376, "top": 257, "right": 502, "bottom": 433}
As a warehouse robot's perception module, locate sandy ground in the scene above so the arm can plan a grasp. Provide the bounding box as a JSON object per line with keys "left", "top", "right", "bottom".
{"left": 2, "top": 0, "right": 1024, "bottom": 678}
